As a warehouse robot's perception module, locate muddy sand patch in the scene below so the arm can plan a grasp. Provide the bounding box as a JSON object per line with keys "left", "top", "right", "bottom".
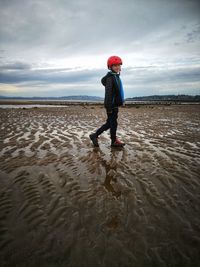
{"left": 0, "top": 105, "right": 200, "bottom": 266}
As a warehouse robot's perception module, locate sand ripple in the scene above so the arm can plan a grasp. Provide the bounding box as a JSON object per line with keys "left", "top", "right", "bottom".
{"left": 0, "top": 105, "right": 200, "bottom": 266}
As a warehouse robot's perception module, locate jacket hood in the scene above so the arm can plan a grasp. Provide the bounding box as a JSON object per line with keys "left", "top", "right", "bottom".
{"left": 101, "top": 72, "right": 112, "bottom": 86}
{"left": 101, "top": 71, "right": 120, "bottom": 86}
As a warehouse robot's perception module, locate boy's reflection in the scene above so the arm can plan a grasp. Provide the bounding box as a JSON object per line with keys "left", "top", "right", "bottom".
{"left": 92, "top": 146, "right": 125, "bottom": 198}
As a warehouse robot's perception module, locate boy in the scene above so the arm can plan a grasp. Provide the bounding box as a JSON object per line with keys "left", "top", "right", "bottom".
{"left": 89, "top": 55, "right": 125, "bottom": 147}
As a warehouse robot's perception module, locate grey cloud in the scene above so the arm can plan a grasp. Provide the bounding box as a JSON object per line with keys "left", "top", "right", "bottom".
{"left": 185, "top": 23, "right": 200, "bottom": 43}
{"left": 0, "top": 65, "right": 105, "bottom": 84}
{"left": 0, "top": 0, "right": 200, "bottom": 96}
{"left": 0, "top": 62, "right": 199, "bottom": 93}
{"left": 0, "top": 0, "right": 200, "bottom": 57}
{"left": 0, "top": 61, "right": 31, "bottom": 70}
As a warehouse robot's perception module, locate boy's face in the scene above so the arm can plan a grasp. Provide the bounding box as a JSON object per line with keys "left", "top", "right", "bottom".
{"left": 111, "top": 64, "right": 121, "bottom": 73}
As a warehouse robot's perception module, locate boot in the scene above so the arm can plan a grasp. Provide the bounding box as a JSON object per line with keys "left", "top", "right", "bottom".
{"left": 111, "top": 137, "right": 125, "bottom": 147}
{"left": 89, "top": 133, "right": 99, "bottom": 147}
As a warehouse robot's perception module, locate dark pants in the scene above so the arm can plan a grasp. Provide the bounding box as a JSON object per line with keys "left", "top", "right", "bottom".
{"left": 95, "top": 107, "right": 118, "bottom": 143}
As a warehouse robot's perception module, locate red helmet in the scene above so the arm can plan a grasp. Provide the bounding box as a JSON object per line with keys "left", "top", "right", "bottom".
{"left": 107, "top": 55, "right": 123, "bottom": 69}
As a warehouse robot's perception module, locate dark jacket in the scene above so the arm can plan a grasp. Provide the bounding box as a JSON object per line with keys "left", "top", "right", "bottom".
{"left": 101, "top": 71, "right": 124, "bottom": 112}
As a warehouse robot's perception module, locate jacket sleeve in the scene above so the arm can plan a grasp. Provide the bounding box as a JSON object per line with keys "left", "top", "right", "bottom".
{"left": 104, "top": 76, "right": 113, "bottom": 111}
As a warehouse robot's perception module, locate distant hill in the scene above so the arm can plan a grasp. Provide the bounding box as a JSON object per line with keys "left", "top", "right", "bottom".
{"left": 0, "top": 95, "right": 104, "bottom": 101}
{"left": 126, "top": 95, "right": 200, "bottom": 102}
{"left": 0, "top": 94, "right": 200, "bottom": 102}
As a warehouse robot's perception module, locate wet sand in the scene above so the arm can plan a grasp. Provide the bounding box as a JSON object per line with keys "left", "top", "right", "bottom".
{"left": 0, "top": 104, "right": 200, "bottom": 267}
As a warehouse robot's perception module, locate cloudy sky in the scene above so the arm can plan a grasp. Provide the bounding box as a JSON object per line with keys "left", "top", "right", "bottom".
{"left": 0, "top": 0, "right": 199, "bottom": 98}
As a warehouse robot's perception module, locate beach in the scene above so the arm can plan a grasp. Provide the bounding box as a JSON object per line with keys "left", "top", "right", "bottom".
{"left": 0, "top": 104, "right": 200, "bottom": 266}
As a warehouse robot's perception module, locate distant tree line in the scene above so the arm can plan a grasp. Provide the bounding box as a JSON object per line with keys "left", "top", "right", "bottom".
{"left": 126, "top": 95, "right": 200, "bottom": 102}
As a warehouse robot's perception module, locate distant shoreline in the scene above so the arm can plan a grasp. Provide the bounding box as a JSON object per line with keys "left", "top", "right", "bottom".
{"left": 0, "top": 99, "right": 200, "bottom": 107}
